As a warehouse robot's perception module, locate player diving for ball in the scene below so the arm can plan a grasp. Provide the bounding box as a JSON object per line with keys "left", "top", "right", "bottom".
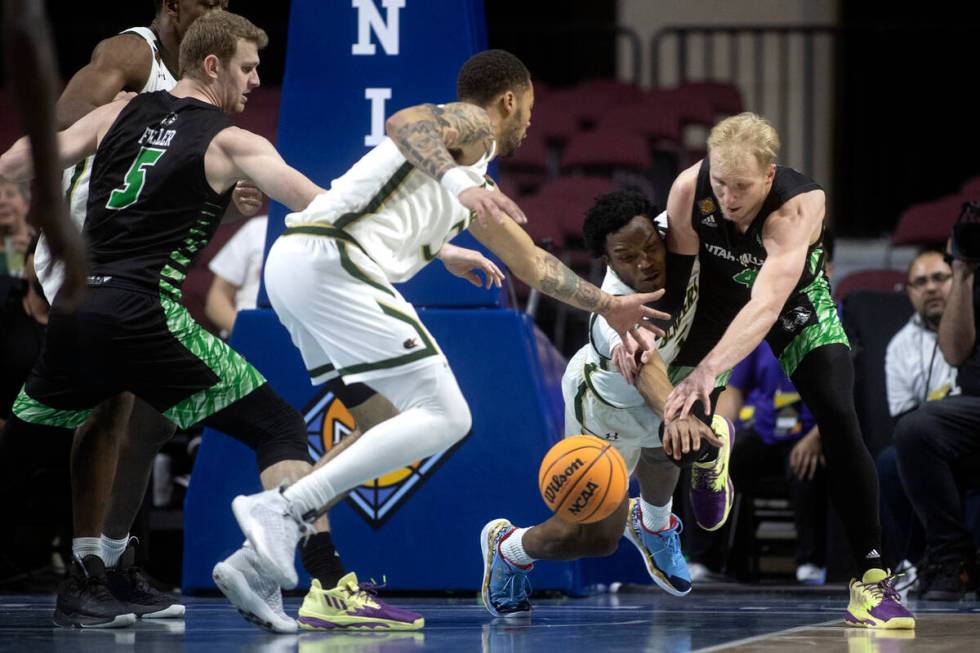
{"left": 221, "top": 49, "right": 671, "bottom": 630}
{"left": 479, "top": 190, "right": 735, "bottom": 616}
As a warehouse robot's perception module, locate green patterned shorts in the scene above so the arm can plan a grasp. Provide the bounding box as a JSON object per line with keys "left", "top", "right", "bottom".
{"left": 13, "top": 287, "right": 265, "bottom": 430}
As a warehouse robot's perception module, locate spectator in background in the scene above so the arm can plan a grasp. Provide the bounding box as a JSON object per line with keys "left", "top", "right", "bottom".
{"left": 0, "top": 181, "right": 33, "bottom": 278}
{"left": 877, "top": 251, "right": 957, "bottom": 582}
{"left": 0, "top": 238, "right": 72, "bottom": 581}
{"left": 0, "top": 237, "right": 48, "bottom": 425}
{"left": 205, "top": 215, "right": 268, "bottom": 338}
{"left": 894, "top": 235, "right": 980, "bottom": 600}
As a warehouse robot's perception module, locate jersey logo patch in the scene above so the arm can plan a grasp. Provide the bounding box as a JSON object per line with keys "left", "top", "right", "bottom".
{"left": 699, "top": 198, "right": 716, "bottom": 215}
{"left": 779, "top": 306, "right": 812, "bottom": 333}
{"left": 301, "top": 387, "right": 467, "bottom": 529}
{"left": 403, "top": 337, "right": 419, "bottom": 350}
{"left": 701, "top": 214, "right": 717, "bottom": 227}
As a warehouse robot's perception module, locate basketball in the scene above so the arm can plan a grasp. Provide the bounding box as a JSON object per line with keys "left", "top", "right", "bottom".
{"left": 538, "top": 435, "right": 629, "bottom": 524}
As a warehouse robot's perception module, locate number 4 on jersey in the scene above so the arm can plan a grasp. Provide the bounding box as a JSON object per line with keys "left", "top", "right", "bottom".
{"left": 106, "top": 147, "right": 165, "bottom": 210}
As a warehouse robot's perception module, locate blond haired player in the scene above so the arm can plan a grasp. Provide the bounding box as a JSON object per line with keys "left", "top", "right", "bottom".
{"left": 663, "top": 112, "right": 914, "bottom": 629}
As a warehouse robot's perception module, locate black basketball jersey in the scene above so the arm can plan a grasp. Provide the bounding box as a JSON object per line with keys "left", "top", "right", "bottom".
{"left": 84, "top": 91, "right": 234, "bottom": 298}
{"left": 673, "top": 158, "right": 825, "bottom": 367}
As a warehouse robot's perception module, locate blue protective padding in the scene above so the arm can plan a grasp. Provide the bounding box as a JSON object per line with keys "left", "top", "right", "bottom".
{"left": 256, "top": 0, "right": 500, "bottom": 309}
{"left": 183, "top": 306, "right": 592, "bottom": 593}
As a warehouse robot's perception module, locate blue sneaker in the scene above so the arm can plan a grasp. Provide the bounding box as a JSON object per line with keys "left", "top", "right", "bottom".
{"left": 622, "top": 499, "right": 692, "bottom": 596}
{"left": 479, "top": 519, "right": 532, "bottom": 617}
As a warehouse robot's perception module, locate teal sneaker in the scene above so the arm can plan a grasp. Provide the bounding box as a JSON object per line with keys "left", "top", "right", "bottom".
{"left": 623, "top": 499, "right": 692, "bottom": 596}
{"left": 479, "top": 519, "right": 532, "bottom": 617}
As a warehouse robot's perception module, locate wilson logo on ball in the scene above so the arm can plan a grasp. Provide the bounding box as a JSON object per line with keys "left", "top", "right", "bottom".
{"left": 543, "top": 458, "right": 585, "bottom": 503}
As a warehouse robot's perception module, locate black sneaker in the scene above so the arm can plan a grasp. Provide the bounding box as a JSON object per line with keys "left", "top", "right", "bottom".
{"left": 53, "top": 555, "right": 136, "bottom": 628}
{"left": 106, "top": 539, "right": 185, "bottom": 619}
{"left": 923, "top": 559, "right": 978, "bottom": 601}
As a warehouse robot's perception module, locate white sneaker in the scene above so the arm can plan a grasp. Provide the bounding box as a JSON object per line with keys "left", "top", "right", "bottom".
{"left": 213, "top": 544, "right": 297, "bottom": 633}
{"left": 893, "top": 559, "right": 918, "bottom": 593}
{"left": 232, "top": 488, "right": 312, "bottom": 590}
{"left": 796, "top": 563, "right": 826, "bottom": 585}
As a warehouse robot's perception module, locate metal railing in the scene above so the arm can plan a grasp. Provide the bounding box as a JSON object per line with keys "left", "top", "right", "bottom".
{"left": 651, "top": 25, "right": 841, "bottom": 177}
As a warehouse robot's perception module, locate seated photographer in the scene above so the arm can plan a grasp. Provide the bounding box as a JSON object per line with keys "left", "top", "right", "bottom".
{"left": 877, "top": 251, "right": 957, "bottom": 581}
{"left": 894, "top": 202, "right": 980, "bottom": 600}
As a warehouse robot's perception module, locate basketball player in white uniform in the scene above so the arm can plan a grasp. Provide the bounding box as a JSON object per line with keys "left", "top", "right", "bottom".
{"left": 222, "top": 50, "right": 670, "bottom": 627}
{"left": 478, "top": 190, "right": 735, "bottom": 616}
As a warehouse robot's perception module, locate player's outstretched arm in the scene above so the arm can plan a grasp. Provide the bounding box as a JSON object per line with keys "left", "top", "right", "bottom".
{"left": 386, "top": 103, "right": 525, "bottom": 226}
{"left": 470, "top": 216, "right": 668, "bottom": 340}
{"left": 0, "top": 98, "right": 128, "bottom": 184}
{"left": 212, "top": 127, "right": 325, "bottom": 213}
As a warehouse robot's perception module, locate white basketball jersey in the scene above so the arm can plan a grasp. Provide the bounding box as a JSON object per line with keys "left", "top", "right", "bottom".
{"left": 570, "top": 224, "right": 701, "bottom": 408}
{"left": 286, "top": 137, "right": 494, "bottom": 283}
{"left": 37, "top": 27, "right": 177, "bottom": 301}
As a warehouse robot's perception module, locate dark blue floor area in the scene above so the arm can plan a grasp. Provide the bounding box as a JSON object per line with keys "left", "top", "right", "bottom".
{"left": 0, "top": 590, "right": 977, "bottom": 652}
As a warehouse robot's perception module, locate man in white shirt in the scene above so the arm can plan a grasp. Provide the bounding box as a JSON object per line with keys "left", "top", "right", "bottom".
{"left": 206, "top": 215, "right": 268, "bottom": 336}
{"left": 885, "top": 251, "right": 957, "bottom": 416}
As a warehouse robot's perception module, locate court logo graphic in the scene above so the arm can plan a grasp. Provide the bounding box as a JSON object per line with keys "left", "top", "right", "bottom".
{"left": 301, "top": 387, "right": 467, "bottom": 529}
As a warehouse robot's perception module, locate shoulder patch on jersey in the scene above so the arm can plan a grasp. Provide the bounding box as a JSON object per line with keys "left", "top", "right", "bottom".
{"left": 699, "top": 197, "right": 716, "bottom": 216}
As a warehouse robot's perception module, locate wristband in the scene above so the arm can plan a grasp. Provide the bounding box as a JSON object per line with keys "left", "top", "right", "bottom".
{"left": 440, "top": 167, "right": 480, "bottom": 198}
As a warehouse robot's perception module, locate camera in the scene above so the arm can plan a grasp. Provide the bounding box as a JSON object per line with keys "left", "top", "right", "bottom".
{"left": 950, "top": 201, "right": 980, "bottom": 262}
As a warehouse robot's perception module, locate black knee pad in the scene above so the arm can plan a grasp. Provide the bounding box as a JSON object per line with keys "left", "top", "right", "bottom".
{"left": 204, "top": 384, "right": 312, "bottom": 471}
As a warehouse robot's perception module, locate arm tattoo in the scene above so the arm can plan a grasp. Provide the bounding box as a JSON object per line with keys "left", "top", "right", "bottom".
{"left": 535, "top": 251, "right": 612, "bottom": 313}
{"left": 390, "top": 103, "right": 494, "bottom": 180}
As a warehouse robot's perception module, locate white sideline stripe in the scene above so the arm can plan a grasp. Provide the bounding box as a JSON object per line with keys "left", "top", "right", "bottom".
{"left": 692, "top": 619, "right": 839, "bottom": 652}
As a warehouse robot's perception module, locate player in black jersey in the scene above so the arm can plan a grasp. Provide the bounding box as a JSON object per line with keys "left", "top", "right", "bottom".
{"left": 0, "top": 11, "right": 425, "bottom": 633}
{"left": 661, "top": 112, "right": 913, "bottom": 629}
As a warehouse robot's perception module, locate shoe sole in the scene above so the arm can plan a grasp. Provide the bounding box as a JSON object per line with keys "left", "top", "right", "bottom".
{"left": 297, "top": 614, "right": 424, "bottom": 631}
{"left": 52, "top": 609, "right": 136, "bottom": 629}
{"left": 140, "top": 604, "right": 185, "bottom": 619}
{"left": 213, "top": 560, "right": 297, "bottom": 634}
{"left": 479, "top": 518, "right": 531, "bottom": 619}
{"left": 232, "top": 495, "right": 299, "bottom": 590}
{"left": 844, "top": 609, "right": 915, "bottom": 629}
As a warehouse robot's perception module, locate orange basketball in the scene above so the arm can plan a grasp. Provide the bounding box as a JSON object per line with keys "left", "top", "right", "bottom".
{"left": 538, "top": 435, "right": 629, "bottom": 524}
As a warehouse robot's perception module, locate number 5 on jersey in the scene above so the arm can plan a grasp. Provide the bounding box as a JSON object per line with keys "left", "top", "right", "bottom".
{"left": 106, "top": 147, "right": 166, "bottom": 210}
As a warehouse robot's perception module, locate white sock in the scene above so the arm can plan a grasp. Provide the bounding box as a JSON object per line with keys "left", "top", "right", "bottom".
{"left": 101, "top": 534, "right": 130, "bottom": 569}
{"left": 72, "top": 537, "right": 104, "bottom": 563}
{"left": 499, "top": 527, "right": 535, "bottom": 568}
{"left": 284, "top": 364, "right": 471, "bottom": 516}
{"left": 641, "top": 497, "right": 672, "bottom": 533}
